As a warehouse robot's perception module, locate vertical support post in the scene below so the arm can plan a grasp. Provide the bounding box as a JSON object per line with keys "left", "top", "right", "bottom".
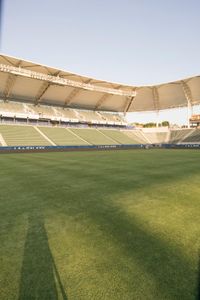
{"left": 187, "top": 101, "right": 192, "bottom": 128}
{"left": 180, "top": 81, "right": 193, "bottom": 129}
{"left": 152, "top": 87, "right": 160, "bottom": 127}
{"left": 156, "top": 110, "right": 159, "bottom": 127}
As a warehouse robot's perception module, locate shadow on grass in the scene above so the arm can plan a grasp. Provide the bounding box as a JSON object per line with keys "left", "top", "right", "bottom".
{"left": 81, "top": 199, "right": 198, "bottom": 300}
{"left": 197, "top": 252, "right": 200, "bottom": 300}
{"left": 18, "top": 213, "right": 67, "bottom": 300}
{"left": 2, "top": 151, "right": 199, "bottom": 299}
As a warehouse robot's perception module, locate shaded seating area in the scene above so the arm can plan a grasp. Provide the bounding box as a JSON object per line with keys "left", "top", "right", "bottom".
{"left": 169, "top": 129, "right": 193, "bottom": 144}
{"left": 100, "top": 129, "right": 137, "bottom": 144}
{"left": 70, "top": 128, "right": 117, "bottom": 145}
{"left": 0, "top": 125, "right": 50, "bottom": 146}
{"left": 182, "top": 129, "right": 200, "bottom": 143}
{"left": 121, "top": 130, "right": 146, "bottom": 144}
{"left": 39, "top": 127, "right": 88, "bottom": 145}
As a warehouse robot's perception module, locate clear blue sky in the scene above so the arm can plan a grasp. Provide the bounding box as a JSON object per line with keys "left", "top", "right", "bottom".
{"left": 1, "top": 0, "right": 200, "bottom": 124}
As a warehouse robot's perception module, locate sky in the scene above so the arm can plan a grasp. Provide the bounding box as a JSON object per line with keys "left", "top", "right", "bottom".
{"left": 1, "top": 0, "right": 200, "bottom": 125}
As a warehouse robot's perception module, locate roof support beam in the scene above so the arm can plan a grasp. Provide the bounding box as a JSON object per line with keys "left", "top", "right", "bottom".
{"left": 35, "top": 82, "right": 52, "bottom": 105}
{"left": 35, "top": 71, "right": 60, "bottom": 104}
{"left": 0, "top": 63, "right": 135, "bottom": 97}
{"left": 3, "top": 74, "right": 17, "bottom": 100}
{"left": 152, "top": 87, "right": 160, "bottom": 111}
{"left": 64, "top": 79, "right": 92, "bottom": 107}
{"left": 64, "top": 88, "right": 82, "bottom": 106}
{"left": 94, "top": 85, "right": 124, "bottom": 110}
{"left": 123, "top": 88, "right": 137, "bottom": 114}
{"left": 180, "top": 81, "right": 193, "bottom": 128}
{"left": 3, "top": 61, "right": 22, "bottom": 100}
{"left": 123, "top": 96, "right": 135, "bottom": 114}
{"left": 95, "top": 93, "right": 112, "bottom": 110}
{"left": 180, "top": 80, "right": 193, "bottom": 105}
{"left": 152, "top": 87, "right": 160, "bottom": 127}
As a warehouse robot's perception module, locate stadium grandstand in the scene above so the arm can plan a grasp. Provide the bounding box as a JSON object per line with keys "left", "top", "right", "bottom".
{"left": 0, "top": 33, "right": 200, "bottom": 300}
{"left": 2, "top": 0, "right": 200, "bottom": 298}
{"left": 0, "top": 54, "right": 200, "bottom": 150}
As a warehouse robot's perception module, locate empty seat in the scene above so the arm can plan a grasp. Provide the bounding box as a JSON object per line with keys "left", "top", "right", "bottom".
{"left": 0, "top": 125, "right": 50, "bottom": 146}
{"left": 100, "top": 129, "right": 136, "bottom": 144}
{"left": 182, "top": 129, "right": 200, "bottom": 142}
{"left": 169, "top": 129, "right": 193, "bottom": 144}
{"left": 123, "top": 130, "right": 147, "bottom": 144}
{"left": 39, "top": 127, "right": 88, "bottom": 145}
{"left": 70, "top": 128, "right": 116, "bottom": 145}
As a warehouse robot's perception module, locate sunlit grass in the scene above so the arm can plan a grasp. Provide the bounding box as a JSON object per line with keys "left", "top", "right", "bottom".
{"left": 0, "top": 149, "right": 199, "bottom": 299}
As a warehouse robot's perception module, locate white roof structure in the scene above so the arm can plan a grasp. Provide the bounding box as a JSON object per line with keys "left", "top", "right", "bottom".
{"left": 0, "top": 54, "right": 200, "bottom": 113}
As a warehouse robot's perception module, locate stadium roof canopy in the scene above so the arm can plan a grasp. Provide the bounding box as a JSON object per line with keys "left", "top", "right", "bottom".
{"left": 0, "top": 54, "right": 200, "bottom": 113}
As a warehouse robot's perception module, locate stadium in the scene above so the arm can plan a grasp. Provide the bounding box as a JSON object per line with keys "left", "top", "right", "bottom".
{"left": 1, "top": 1, "right": 200, "bottom": 300}
{"left": 0, "top": 54, "right": 200, "bottom": 300}
{"left": 1, "top": 54, "right": 200, "bottom": 151}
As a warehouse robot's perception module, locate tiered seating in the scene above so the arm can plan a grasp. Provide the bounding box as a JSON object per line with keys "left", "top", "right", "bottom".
{"left": 182, "top": 129, "right": 200, "bottom": 143}
{"left": 0, "top": 125, "right": 50, "bottom": 146}
{"left": 99, "top": 112, "right": 124, "bottom": 123}
{"left": 77, "top": 111, "right": 103, "bottom": 123}
{"left": 0, "top": 101, "right": 27, "bottom": 115}
{"left": 1, "top": 123, "right": 200, "bottom": 147}
{"left": 0, "top": 100, "right": 127, "bottom": 126}
{"left": 143, "top": 132, "right": 159, "bottom": 143}
{"left": 156, "top": 132, "right": 167, "bottom": 143}
{"left": 70, "top": 128, "right": 116, "bottom": 145}
{"left": 39, "top": 127, "right": 88, "bottom": 145}
{"left": 100, "top": 129, "right": 136, "bottom": 144}
{"left": 28, "top": 105, "right": 56, "bottom": 118}
{"left": 122, "top": 130, "right": 146, "bottom": 144}
{"left": 142, "top": 132, "right": 167, "bottom": 144}
{"left": 54, "top": 107, "right": 78, "bottom": 120}
{"left": 169, "top": 129, "right": 193, "bottom": 144}
{"left": 131, "top": 130, "right": 148, "bottom": 143}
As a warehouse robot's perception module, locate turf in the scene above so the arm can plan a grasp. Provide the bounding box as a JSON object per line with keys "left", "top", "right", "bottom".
{"left": 0, "top": 149, "right": 199, "bottom": 300}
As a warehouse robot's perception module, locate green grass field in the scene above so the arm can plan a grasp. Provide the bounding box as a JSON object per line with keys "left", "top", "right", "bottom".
{"left": 0, "top": 149, "right": 199, "bottom": 300}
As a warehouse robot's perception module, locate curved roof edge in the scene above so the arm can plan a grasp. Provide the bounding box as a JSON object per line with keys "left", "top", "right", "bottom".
{"left": 0, "top": 54, "right": 199, "bottom": 113}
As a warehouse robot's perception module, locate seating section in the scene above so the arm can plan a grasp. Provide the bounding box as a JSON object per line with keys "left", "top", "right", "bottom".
{"left": 182, "top": 129, "right": 200, "bottom": 143}
{"left": 142, "top": 132, "right": 159, "bottom": 144}
{"left": 54, "top": 107, "right": 78, "bottom": 120}
{"left": 1, "top": 124, "right": 200, "bottom": 147}
{"left": 100, "top": 129, "right": 137, "bottom": 144}
{"left": 70, "top": 128, "right": 117, "bottom": 145}
{"left": 0, "top": 125, "right": 50, "bottom": 146}
{"left": 143, "top": 132, "right": 167, "bottom": 144}
{"left": 122, "top": 130, "right": 146, "bottom": 144}
{"left": 0, "top": 100, "right": 126, "bottom": 125}
{"left": 0, "top": 101, "right": 27, "bottom": 115}
{"left": 99, "top": 112, "right": 125, "bottom": 123}
{"left": 39, "top": 127, "right": 88, "bottom": 145}
{"left": 77, "top": 111, "right": 103, "bottom": 123}
{"left": 169, "top": 129, "right": 193, "bottom": 144}
{"left": 156, "top": 132, "right": 167, "bottom": 143}
{"left": 28, "top": 105, "right": 55, "bottom": 118}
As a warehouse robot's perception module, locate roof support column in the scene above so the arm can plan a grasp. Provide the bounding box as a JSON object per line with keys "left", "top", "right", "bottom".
{"left": 35, "top": 71, "right": 60, "bottom": 105}
{"left": 64, "top": 79, "right": 92, "bottom": 107}
{"left": 152, "top": 87, "right": 160, "bottom": 127}
{"left": 156, "top": 110, "right": 160, "bottom": 128}
{"left": 95, "top": 94, "right": 111, "bottom": 110}
{"left": 180, "top": 81, "right": 193, "bottom": 128}
{"left": 3, "top": 74, "right": 17, "bottom": 100}
{"left": 3, "top": 61, "right": 22, "bottom": 101}
{"left": 187, "top": 101, "right": 192, "bottom": 128}
{"left": 123, "top": 96, "right": 135, "bottom": 115}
